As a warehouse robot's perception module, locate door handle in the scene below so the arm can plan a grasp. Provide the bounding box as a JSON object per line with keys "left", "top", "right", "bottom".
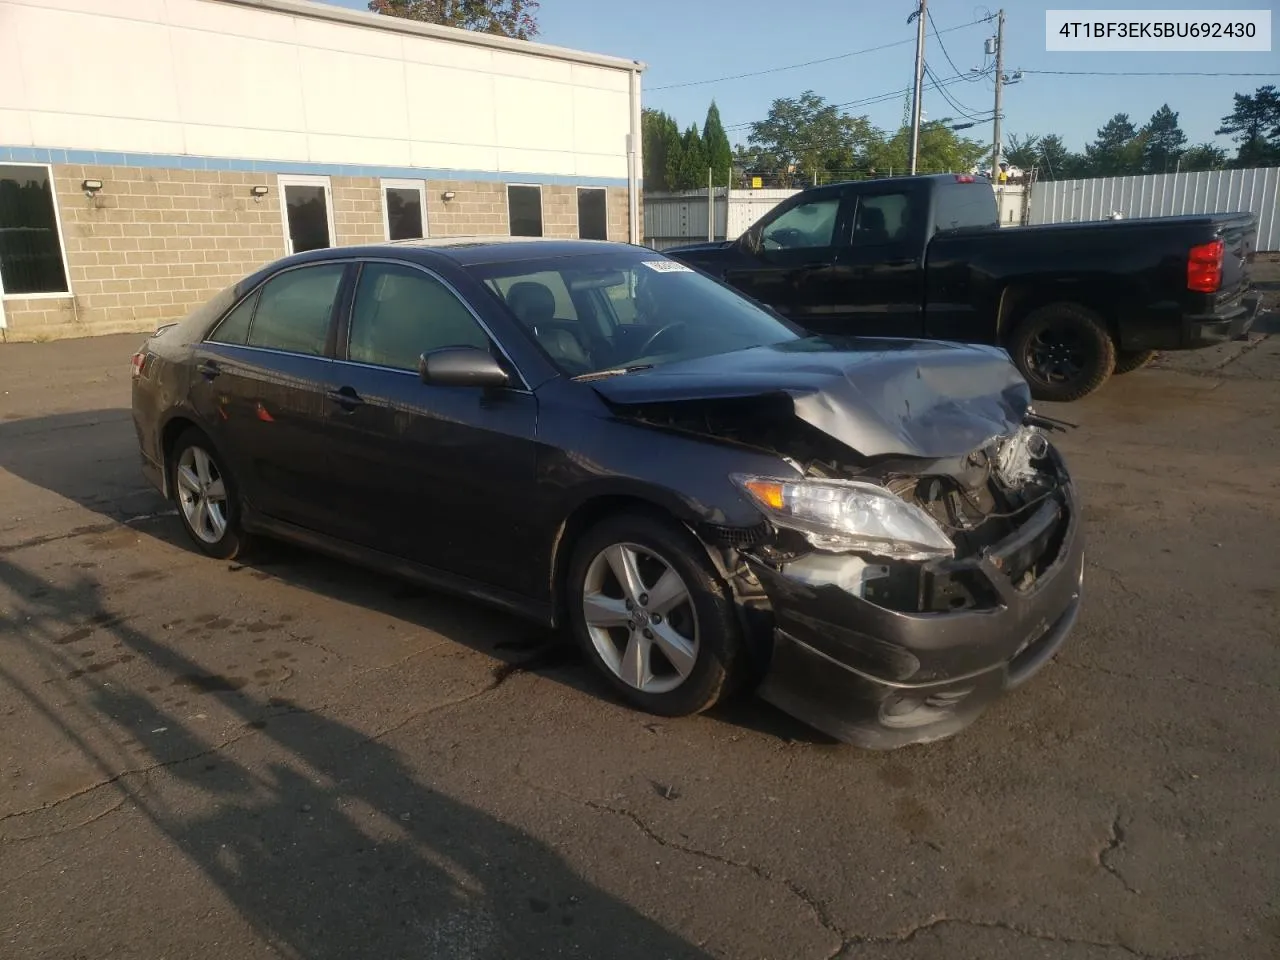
{"left": 327, "top": 386, "right": 364, "bottom": 411}
{"left": 196, "top": 360, "right": 220, "bottom": 380}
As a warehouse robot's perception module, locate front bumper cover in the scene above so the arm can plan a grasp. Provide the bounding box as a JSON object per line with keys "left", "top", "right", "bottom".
{"left": 748, "top": 479, "right": 1085, "bottom": 749}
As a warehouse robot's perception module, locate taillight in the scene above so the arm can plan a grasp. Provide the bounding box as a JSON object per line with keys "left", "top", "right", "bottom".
{"left": 131, "top": 351, "right": 147, "bottom": 379}
{"left": 954, "top": 174, "right": 976, "bottom": 183}
{"left": 1187, "top": 239, "right": 1224, "bottom": 293}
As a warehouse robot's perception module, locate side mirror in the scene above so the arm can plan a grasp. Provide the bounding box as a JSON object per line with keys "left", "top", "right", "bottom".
{"left": 419, "top": 346, "right": 510, "bottom": 388}
{"left": 740, "top": 225, "right": 762, "bottom": 255}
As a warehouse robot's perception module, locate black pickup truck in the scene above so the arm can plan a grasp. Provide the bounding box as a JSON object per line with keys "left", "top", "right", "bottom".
{"left": 666, "top": 174, "right": 1259, "bottom": 401}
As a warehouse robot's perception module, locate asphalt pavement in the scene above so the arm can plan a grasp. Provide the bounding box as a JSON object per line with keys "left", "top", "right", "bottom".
{"left": 2, "top": 306, "right": 1278, "bottom": 959}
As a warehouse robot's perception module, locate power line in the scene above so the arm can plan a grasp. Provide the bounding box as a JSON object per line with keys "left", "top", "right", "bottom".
{"left": 924, "top": 62, "right": 989, "bottom": 121}
{"left": 1021, "top": 69, "right": 1280, "bottom": 77}
{"left": 648, "top": 15, "right": 994, "bottom": 91}
{"left": 722, "top": 71, "right": 989, "bottom": 133}
{"left": 927, "top": 6, "right": 981, "bottom": 83}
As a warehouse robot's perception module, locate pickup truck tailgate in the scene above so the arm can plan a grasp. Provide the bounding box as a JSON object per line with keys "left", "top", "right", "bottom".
{"left": 1217, "top": 214, "right": 1256, "bottom": 304}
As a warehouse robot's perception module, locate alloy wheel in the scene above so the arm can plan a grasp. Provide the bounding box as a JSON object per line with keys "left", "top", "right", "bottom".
{"left": 581, "top": 542, "right": 700, "bottom": 695}
{"left": 175, "top": 445, "right": 229, "bottom": 545}
{"left": 1026, "top": 325, "right": 1090, "bottom": 384}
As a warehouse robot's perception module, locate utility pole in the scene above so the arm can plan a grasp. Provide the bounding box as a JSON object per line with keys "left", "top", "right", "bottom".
{"left": 990, "top": 8, "right": 1005, "bottom": 179}
{"left": 908, "top": 0, "right": 927, "bottom": 175}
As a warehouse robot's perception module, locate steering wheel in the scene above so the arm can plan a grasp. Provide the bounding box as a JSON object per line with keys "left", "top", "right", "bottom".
{"left": 762, "top": 227, "right": 805, "bottom": 250}
{"left": 639, "top": 322, "right": 687, "bottom": 357}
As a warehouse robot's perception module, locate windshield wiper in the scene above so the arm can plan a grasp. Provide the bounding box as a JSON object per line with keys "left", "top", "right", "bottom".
{"left": 573, "top": 364, "right": 654, "bottom": 382}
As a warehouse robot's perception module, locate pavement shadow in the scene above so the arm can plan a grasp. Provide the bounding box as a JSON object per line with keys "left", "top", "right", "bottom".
{"left": 0, "top": 409, "right": 830, "bottom": 746}
{"left": 1, "top": 553, "right": 714, "bottom": 959}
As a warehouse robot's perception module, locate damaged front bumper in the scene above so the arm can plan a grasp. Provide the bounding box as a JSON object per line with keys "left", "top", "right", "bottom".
{"left": 747, "top": 472, "right": 1084, "bottom": 750}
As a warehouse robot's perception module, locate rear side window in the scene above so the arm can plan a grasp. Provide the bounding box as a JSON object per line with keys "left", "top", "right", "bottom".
{"left": 933, "top": 183, "right": 997, "bottom": 232}
{"left": 853, "top": 192, "right": 918, "bottom": 245}
{"left": 208, "top": 291, "right": 258, "bottom": 345}
{"left": 348, "top": 262, "right": 489, "bottom": 371}
{"left": 245, "top": 263, "right": 345, "bottom": 356}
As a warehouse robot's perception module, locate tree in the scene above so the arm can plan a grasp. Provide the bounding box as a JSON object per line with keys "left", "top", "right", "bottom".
{"left": 1179, "top": 143, "right": 1228, "bottom": 172}
{"left": 641, "top": 109, "right": 681, "bottom": 192}
{"left": 1215, "top": 85, "right": 1280, "bottom": 167}
{"left": 1085, "top": 113, "right": 1146, "bottom": 176}
{"left": 1005, "top": 134, "right": 1041, "bottom": 171}
{"left": 367, "top": 0, "right": 539, "bottom": 39}
{"left": 1142, "top": 104, "right": 1187, "bottom": 173}
{"left": 670, "top": 124, "right": 708, "bottom": 190}
{"left": 747, "top": 90, "right": 876, "bottom": 185}
{"left": 866, "top": 122, "right": 986, "bottom": 176}
{"left": 1033, "top": 134, "right": 1087, "bottom": 181}
{"left": 702, "top": 101, "right": 733, "bottom": 187}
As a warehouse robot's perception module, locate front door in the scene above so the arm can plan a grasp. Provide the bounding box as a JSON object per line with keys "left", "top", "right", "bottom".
{"left": 195, "top": 261, "right": 350, "bottom": 531}
{"left": 321, "top": 260, "right": 540, "bottom": 595}
{"left": 724, "top": 187, "right": 850, "bottom": 329}
{"left": 278, "top": 175, "right": 336, "bottom": 255}
{"left": 831, "top": 188, "right": 927, "bottom": 338}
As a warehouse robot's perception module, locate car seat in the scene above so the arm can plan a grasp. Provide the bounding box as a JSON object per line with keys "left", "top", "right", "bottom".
{"left": 505, "top": 281, "right": 590, "bottom": 369}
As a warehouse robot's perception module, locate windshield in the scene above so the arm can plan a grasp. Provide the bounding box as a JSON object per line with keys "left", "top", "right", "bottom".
{"left": 467, "top": 251, "right": 800, "bottom": 378}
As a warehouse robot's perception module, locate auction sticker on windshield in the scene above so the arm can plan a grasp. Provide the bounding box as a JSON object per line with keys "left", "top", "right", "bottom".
{"left": 641, "top": 260, "right": 693, "bottom": 273}
{"left": 1045, "top": 9, "right": 1271, "bottom": 51}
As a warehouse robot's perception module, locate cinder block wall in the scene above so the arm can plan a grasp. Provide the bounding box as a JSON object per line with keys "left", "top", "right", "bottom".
{"left": 1, "top": 168, "right": 635, "bottom": 342}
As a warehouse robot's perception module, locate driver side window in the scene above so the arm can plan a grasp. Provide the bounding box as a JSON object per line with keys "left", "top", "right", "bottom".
{"left": 761, "top": 196, "right": 842, "bottom": 251}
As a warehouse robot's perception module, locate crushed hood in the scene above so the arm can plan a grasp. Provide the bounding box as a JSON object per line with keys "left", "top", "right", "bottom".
{"left": 592, "top": 337, "right": 1032, "bottom": 460}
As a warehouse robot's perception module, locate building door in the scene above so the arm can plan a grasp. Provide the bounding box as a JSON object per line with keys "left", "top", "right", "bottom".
{"left": 277, "top": 175, "right": 336, "bottom": 255}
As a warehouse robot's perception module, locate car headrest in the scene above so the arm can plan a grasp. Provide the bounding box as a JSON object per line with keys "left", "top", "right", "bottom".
{"left": 506, "top": 281, "right": 557, "bottom": 326}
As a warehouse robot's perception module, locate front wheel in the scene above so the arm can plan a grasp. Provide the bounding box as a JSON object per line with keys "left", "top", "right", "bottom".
{"left": 170, "top": 428, "right": 249, "bottom": 560}
{"left": 1008, "top": 302, "right": 1116, "bottom": 403}
{"left": 566, "top": 512, "right": 744, "bottom": 717}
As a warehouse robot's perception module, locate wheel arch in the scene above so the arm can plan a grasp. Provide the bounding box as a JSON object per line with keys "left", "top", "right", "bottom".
{"left": 997, "top": 283, "right": 1121, "bottom": 343}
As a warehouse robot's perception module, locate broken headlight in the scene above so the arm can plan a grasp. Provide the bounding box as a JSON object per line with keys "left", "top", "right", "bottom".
{"left": 732, "top": 475, "right": 955, "bottom": 561}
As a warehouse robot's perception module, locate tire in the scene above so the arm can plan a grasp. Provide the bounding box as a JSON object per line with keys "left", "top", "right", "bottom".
{"left": 1008, "top": 302, "right": 1116, "bottom": 403}
{"left": 1113, "top": 349, "right": 1157, "bottom": 375}
{"left": 169, "top": 428, "right": 249, "bottom": 560}
{"left": 566, "top": 511, "right": 744, "bottom": 718}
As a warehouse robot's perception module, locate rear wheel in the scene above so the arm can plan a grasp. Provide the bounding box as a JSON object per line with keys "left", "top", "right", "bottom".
{"left": 1008, "top": 302, "right": 1116, "bottom": 402}
{"left": 170, "top": 428, "right": 248, "bottom": 560}
{"left": 1114, "top": 349, "right": 1157, "bottom": 375}
{"left": 566, "top": 512, "right": 744, "bottom": 717}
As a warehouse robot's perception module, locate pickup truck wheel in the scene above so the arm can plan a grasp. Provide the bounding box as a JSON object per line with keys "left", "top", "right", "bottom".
{"left": 1114, "top": 349, "right": 1157, "bottom": 375}
{"left": 1009, "top": 303, "right": 1116, "bottom": 402}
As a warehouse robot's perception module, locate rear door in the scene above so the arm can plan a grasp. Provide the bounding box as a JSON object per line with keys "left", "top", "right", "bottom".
{"left": 723, "top": 187, "right": 850, "bottom": 325}
{"left": 194, "top": 260, "right": 350, "bottom": 531}
{"left": 830, "top": 186, "right": 928, "bottom": 338}
{"left": 320, "top": 260, "right": 540, "bottom": 594}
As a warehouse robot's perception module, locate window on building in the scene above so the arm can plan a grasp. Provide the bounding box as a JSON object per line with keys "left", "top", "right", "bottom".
{"left": 577, "top": 188, "right": 608, "bottom": 241}
{"left": 348, "top": 263, "right": 489, "bottom": 371}
{"left": 245, "top": 263, "right": 345, "bottom": 356}
{"left": 507, "top": 185, "right": 543, "bottom": 237}
{"left": 0, "top": 164, "right": 69, "bottom": 295}
{"left": 278, "top": 176, "right": 334, "bottom": 255}
{"left": 382, "top": 181, "right": 426, "bottom": 241}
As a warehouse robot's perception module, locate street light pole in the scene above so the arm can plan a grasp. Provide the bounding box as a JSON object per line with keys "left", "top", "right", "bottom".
{"left": 908, "top": 0, "right": 927, "bottom": 175}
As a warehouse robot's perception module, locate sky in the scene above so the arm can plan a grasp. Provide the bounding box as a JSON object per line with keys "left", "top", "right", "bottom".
{"left": 321, "top": 0, "right": 1279, "bottom": 154}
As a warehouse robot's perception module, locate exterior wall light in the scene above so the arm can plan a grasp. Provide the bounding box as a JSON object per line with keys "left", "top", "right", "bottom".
{"left": 441, "top": 190, "right": 456, "bottom": 202}
{"left": 82, "top": 179, "right": 103, "bottom": 198}
{"left": 251, "top": 185, "right": 269, "bottom": 202}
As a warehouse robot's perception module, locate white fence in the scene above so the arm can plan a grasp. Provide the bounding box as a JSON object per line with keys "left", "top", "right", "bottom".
{"left": 1029, "top": 167, "right": 1280, "bottom": 251}
{"left": 643, "top": 188, "right": 799, "bottom": 249}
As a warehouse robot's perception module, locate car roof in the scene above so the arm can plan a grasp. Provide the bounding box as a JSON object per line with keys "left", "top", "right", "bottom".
{"left": 285, "top": 237, "right": 645, "bottom": 269}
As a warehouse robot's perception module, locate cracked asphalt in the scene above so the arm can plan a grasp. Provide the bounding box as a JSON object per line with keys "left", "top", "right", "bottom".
{"left": 2, "top": 282, "right": 1278, "bottom": 959}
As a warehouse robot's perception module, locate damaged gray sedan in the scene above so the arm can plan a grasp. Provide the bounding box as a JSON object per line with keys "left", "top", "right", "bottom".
{"left": 131, "top": 239, "right": 1083, "bottom": 749}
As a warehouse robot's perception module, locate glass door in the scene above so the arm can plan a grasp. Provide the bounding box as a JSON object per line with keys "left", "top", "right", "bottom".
{"left": 277, "top": 175, "right": 335, "bottom": 255}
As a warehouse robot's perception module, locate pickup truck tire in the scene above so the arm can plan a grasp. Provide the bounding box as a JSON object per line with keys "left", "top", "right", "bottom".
{"left": 1009, "top": 303, "right": 1116, "bottom": 402}
{"left": 1114, "top": 349, "right": 1157, "bottom": 374}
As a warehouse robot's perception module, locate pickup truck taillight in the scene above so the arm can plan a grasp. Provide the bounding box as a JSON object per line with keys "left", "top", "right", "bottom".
{"left": 1187, "top": 239, "right": 1224, "bottom": 293}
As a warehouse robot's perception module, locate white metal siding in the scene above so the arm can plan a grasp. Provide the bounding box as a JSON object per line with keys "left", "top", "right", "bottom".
{"left": 0, "top": 0, "right": 635, "bottom": 179}
{"left": 1029, "top": 168, "right": 1280, "bottom": 251}
{"left": 644, "top": 188, "right": 799, "bottom": 246}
